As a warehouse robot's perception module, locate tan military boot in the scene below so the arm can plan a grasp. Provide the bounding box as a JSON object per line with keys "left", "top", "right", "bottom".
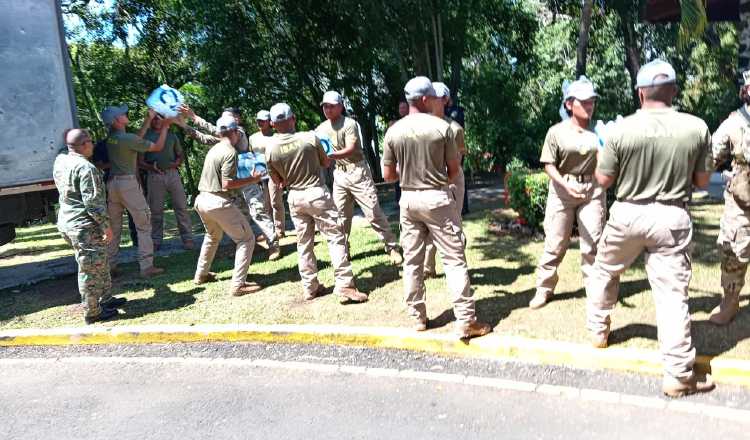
{"left": 303, "top": 285, "right": 326, "bottom": 301}
{"left": 268, "top": 246, "right": 281, "bottom": 261}
{"left": 456, "top": 320, "right": 492, "bottom": 339}
{"left": 336, "top": 286, "right": 368, "bottom": 304}
{"left": 193, "top": 272, "right": 218, "bottom": 285}
{"left": 413, "top": 317, "right": 428, "bottom": 332}
{"left": 231, "top": 282, "right": 262, "bottom": 297}
{"left": 662, "top": 374, "right": 715, "bottom": 398}
{"left": 590, "top": 327, "right": 610, "bottom": 349}
{"left": 709, "top": 291, "right": 740, "bottom": 326}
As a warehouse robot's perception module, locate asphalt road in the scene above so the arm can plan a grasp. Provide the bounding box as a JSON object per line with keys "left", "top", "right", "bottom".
{"left": 1, "top": 342, "right": 748, "bottom": 439}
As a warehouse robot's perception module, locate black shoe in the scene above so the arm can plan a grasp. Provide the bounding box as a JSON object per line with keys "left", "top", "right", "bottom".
{"left": 85, "top": 308, "right": 119, "bottom": 324}
{"left": 101, "top": 297, "right": 127, "bottom": 309}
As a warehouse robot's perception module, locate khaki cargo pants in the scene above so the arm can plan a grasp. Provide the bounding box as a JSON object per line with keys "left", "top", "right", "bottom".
{"left": 333, "top": 161, "right": 398, "bottom": 253}
{"left": 424, "top": 168, "right": 465, "bottom": 274}
{"left": 535, "top": 176, "right": 606, "bottom": 296}
{"left": 288, "top": 185, "right": 355, "bottom": 296}
{"left": 400, "top": 188, "right": 476, "bottom": 324}
{"left": 263, "top": 178, "right": 286, "bottom": 234}
{"left": 585, "top": 200, "right": 695, "bottom": 380}
{"left": 194, "top": 192, "right": 255, "bottom": 289}
{"left": 147, "top": 169, "right": 193, "bottom": 246}
{"left": 241, "top": 183, "right": 278, "bottom": 248}
{"left": 107, "top": 175, "right": 154, "bottom": 271}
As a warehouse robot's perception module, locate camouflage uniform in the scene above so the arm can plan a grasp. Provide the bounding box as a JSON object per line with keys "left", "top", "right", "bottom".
{"left": 711, "top": 109, "right": 750, "bottom": 323}
{"left": 53, "top": 151, "right": 112, "bottom": 319}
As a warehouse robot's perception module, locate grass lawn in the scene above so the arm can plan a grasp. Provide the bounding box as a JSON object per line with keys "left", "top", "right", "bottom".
{"left": 1, "top": 198, "right": 749, "bottom": 360}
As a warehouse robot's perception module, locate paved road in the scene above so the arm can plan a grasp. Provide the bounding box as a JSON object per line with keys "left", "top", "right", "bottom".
{"left": 1, "top": 342, "right": 747, "bottom": 439}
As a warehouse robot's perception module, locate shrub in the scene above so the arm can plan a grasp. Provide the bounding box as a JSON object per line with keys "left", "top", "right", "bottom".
{"left": 505, "top": 162, "right": 549, "bottom": 231}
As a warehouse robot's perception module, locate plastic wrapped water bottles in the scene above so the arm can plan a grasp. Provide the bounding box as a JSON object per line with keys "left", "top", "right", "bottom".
{"left": 594, "top": 116, "right": 623, "bottom": 150}
{"left": 145, "top": 85, "right": 184, "bottom": 118}
{"left": 317, "top": 133, "right": 334, "bottom": 155}
{"left": 237, "top": 152, "right": 267, "bottom": 179}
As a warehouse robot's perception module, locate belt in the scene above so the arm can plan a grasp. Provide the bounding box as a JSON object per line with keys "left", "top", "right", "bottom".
{"left": 564, "top": 174, "right": 593, "bottom": 183}
{"left": 336, "top": 160, "right": 365, "bottom": 172}
{"left": 109, "top": 174, "right": 136, "bottom": 180}
{"left": 619, "top": 199, "right": 687, "bottom": 208}
{"left": 401, "top": 186, "right": 451, "bottom": 192}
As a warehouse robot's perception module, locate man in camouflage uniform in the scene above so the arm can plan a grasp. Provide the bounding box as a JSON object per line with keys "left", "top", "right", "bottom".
{"left": 266, "top": 103, "right": 367, "bottom": 303}
{"left": 316, "top": 91, "right": 403, "bottom": 265}
{"left": 54, "top": 129, "right": 123, "bottom": 324}
{"left": 179, "top": 105, "right": 280, "bottom": 260}
{"left": 586, "top": 60, "right": 714, "bottom": 397}
{"left": 709, "top": 70, "right": 750, "bottom": 325}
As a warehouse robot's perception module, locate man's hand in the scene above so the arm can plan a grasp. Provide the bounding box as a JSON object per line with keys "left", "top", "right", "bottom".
{"left": 162, "top": 117, "right": 176, "bottom": 128}
{"left": 102, "top": 227, "right": 113, "bottom": 245}
{"left": 146, "top": 108, "right": 157, "bottom": 121}
{"left": 563, "top": 183, "right": 586, "bottom": 200}
{"left": 153, "top": 163, "right": 165, "bottom": 174}
{"left": 179, "top": 104, "right": 196, "bottom": 119}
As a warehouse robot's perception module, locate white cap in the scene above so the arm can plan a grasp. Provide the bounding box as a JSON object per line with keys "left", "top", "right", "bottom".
{"left": 635, "top": 59, "right": 676, "bottom": 89}
{"left": 256, "top": 110, "right": 271, "bottom": 121}
{"left": 404, "top": 76, "right": 436, "bottom": 100}
{"left": 432, "top": 82, "right": 450, "bottom": 98}
{"left": 215, "top": 114, "right": 238, "bottom": 132}
{"left": 320, "top": 91, "right": 343, "bottom": 106}
{"left": 564, "top": 76, "right": 598, "bottom": 101}
{"left": 743, "top": 70, "right": 750, "bottom": 86}
{"left": 269, "top": 103, "right": 294, "bottom": 123}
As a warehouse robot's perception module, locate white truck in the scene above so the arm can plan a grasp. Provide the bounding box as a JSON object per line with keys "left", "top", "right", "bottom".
{"left": 0, "top": 0, "right": 77, "bottom": 245}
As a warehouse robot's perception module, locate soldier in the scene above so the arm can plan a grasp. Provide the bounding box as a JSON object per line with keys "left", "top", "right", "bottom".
{"left": 193, "top": 114, "right": 263, "bottom": 296}
{"left": 250, "top": 110, "right": 287, "bottom": 239}
{"left": 423, "top": 82, "right": 467, "bottom": 278}
{"left": 382, "top": 76, "right": 491, "bottom": 339}
{"left": 180, "top": 105, "right": 280, "bottom": 260}
{"left": 54, "top": 129, "right": 123, "bottom": 324}
{"left": 102, "top": 105, "right": 171, "bottom": 278}
{"left": 529, "top": 77, "right": 606, "bottom": 309}
{"left": 585, "top": 60, "right": 714, "bottom": 397}
{"left": 138, "top": 115, "right": 194, "bottom": 251}
{"left": 316, "top": 91, "right": 403, "bottom": 265}
{"left": 266, "top": 103, "right": 367, "bottom": 303}
{"left": 709, "top": 70, "right": 750, "bottom": 325}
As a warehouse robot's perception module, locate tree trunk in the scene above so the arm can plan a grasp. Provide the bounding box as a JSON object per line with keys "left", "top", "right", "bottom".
{"left": 739, "top": 0, "right": 750, "bottom": 76}
{"left": 575, "top": 0, "right": 594, "bottom": 77}
{"left": 619, "top": 7, "right": 641, "bottom": 110}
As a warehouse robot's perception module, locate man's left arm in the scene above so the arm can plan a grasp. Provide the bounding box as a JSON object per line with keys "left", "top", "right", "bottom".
{"left": 693, "top": 128, "right": 712, "bottom": 189}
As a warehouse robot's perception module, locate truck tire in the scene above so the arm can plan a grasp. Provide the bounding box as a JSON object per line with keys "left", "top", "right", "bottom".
{"left": 0, "top": 223, "right": 16, "bottom": 246}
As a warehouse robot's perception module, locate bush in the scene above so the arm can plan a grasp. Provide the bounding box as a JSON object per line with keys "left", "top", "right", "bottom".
{"left": 505, "top": 161, "right": 549, "bottom": 231}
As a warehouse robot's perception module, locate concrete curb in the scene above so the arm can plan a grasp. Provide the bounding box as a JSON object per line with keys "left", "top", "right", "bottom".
{"left": 0, "top": 323, "right": 748, "bottom": 387}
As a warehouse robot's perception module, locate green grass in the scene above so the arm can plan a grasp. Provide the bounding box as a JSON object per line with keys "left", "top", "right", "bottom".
{"left": 1, "top": 200, "right": 750, "bottom": 361}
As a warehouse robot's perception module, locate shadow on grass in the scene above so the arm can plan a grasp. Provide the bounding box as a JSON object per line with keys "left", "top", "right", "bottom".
{"left": 469, "top": 265, "right": 534, "bottom": 287}
{"left": 118, "top": 284, "right": 202, "bottom": 320}
{"left": 0, "top": 242, "right": 71, "bottom": 258}
{"left": 0, "top": 278, "right": 80, "bottom": 323}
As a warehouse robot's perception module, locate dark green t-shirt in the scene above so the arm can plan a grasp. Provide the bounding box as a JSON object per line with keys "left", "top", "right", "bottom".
{"left": 143, "top": 129, "right": 182, "bottom": 169}
{"left": 106, "top": 130, "right": 151, "bottom": 176}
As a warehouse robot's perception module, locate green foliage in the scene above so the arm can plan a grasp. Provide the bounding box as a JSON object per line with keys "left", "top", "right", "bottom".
{"left": 505, "top": 164, "right": 549, "bottom": 230}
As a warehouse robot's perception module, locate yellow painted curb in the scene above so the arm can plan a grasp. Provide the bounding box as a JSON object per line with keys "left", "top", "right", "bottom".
{"left": 1, "top": 324, "right": 748, "bottom": 387}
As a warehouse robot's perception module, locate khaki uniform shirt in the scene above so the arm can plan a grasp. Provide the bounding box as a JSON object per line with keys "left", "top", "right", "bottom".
{"left": 597, "top": 108, "right": 712, "bottom": 202}
{"left": 383, "top": 113, "right": 458, "bottom": 190}
{"left": 143, "top": 129, "right": 182, "bottom": 170}
{"left": 315, "top": 116, "right": 365, "bottom": 167}
{"left": 106, "top": 129, "right": 152, "bottom": 176}
{"left": 446, "top": 117, "right": 466, "bottom": 158}
{"left": 539, "top": 120, "right": 599, "bottom": 176}
{"left": 198, "top": 140, "right": 237, "bottom": 195}
{"left": 248, "top": 131, "right": 273, "bottom": 155}
{"left": 712, "top": 109, "right": 750, "bottom": 168}
{"left": 53, "top": 152, "right": 109, "bottom": 233}
{"left": 266, "top": 131, "right": 327, "bottom": 190}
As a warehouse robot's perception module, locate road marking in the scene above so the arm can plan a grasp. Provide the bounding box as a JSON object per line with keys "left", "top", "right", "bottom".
{"left": 3, "top": 356, "right": 748, "bottom": 422}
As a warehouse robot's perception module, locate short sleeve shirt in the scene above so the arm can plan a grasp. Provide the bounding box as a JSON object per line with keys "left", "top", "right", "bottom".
{"left": 106, "top": 130, "right": 152, "bottom": 176}
{"left": 597, "top": 108, "right": 712, "bottom": 202}
{"left": 539, "top": 120, "right": 599, "bottom": 175}
{"left": 383, "top": 113, "right": 457, "bottom": 190}
{"left": 143, "top": 129, "right": 182, "bottom": 169}
{"left": 248, "top": 131, "right": 273, "bottom": 155}
{"left": 266, "top": 131, "right": 327, "bottom": 190}
{"left": 446, "top": 117, "right": 466, "bottom": 158}
{"left": 315, "top": 116, "right": 365, "bottom": 166}
{"left": 198, "top": 140, "right": 237, "bottom": 194}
